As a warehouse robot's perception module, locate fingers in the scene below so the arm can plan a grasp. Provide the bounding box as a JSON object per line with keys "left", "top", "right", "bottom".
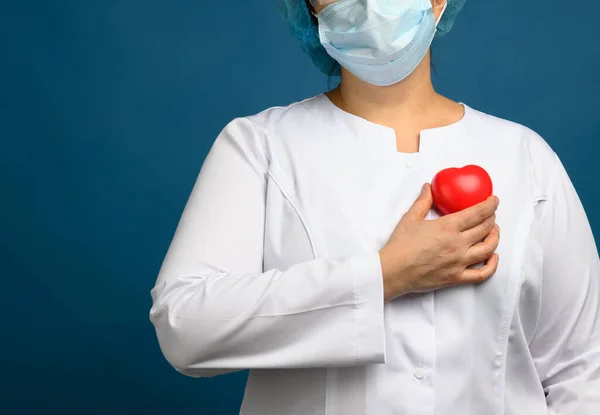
{"left": 459, "top": 253, "right": 500, "bottom": 284}
{"left": 462, "top": 214, "right": 497, "bottom": 244}
{"left": 451, "top": 196, "right": 499, "bottom": 231}
{"left": 464, "top": 224, "right": 500, "bottom": 266}
{"left": 403, "top": 183, "right": 434, "bottom": 221}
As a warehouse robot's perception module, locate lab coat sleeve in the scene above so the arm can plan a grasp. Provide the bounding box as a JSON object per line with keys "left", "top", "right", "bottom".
{"left": 529, "top": 152, "right": 600, "bottom": 414}
{"left": 149, "top": 118, "right": 386, "bottom": 377}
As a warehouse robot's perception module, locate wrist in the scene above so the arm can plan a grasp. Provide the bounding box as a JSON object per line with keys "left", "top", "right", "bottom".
{"left": 379, "top": 249, "right": 406, "bottom": 303}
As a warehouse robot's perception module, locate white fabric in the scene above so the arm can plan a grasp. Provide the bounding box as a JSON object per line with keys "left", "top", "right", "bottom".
{"left": 149, "top": 93, "right": 600, "bottom": 415}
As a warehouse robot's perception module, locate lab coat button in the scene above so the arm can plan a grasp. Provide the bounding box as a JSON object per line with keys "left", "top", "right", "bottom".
{"left": 414, "top": 368, "right": 425, "bottom": 379}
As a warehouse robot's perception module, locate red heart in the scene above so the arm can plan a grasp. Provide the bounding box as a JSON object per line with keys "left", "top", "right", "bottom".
{"left": 431, "top": 165, "right": 493, "bottom": 215}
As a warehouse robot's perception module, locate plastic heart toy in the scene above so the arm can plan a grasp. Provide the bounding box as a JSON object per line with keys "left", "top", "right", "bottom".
{"left": 431, "top": 165, "right": 493, "bottom": 215}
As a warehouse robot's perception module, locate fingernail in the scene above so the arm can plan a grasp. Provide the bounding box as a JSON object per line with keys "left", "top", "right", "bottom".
{"left": 421, "top": 183, "right": 428, "bottom": 194}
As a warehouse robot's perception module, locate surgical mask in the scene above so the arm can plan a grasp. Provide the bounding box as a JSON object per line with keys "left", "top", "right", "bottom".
{"left": 315, "top": 0, "right": 447, "bottom": 86}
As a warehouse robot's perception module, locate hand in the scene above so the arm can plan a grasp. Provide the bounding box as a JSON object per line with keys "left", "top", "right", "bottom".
{"left": 379, "top": 183, "right": 500, "bottom": 302}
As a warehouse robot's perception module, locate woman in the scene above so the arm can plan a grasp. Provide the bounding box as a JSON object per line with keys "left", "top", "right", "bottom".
{"left": 149, "top": 1, "right": 600, "bottom": 414}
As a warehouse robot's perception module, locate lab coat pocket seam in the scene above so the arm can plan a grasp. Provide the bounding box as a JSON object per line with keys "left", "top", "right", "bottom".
{"left": 267, "top": 165, "right": 319, "bottom": 260}
{"left": 526, "top": 198, "right": 549, "bottom": 348}
{"left": 493, "top": 206, "right": 536, "bottom": 415}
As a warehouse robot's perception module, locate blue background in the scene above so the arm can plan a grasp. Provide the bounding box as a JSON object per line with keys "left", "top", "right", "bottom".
{"left": 1, "top": 1, "right": 599, "bottom": 414}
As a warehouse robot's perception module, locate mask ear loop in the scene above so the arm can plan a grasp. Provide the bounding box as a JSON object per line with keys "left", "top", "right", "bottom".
{"left": 435, "top": 1, "right": 448, "bottom": 26}
{"left": 309, "top": 0, "right": 339, "bottom": 18}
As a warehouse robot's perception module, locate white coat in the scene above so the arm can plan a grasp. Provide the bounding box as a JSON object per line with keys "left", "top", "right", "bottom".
{"left": 150, "top": 93, "right": 600, "bottom": 415}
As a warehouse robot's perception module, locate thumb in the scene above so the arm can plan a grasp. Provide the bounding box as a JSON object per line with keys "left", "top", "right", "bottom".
{"left": 404, "top": 183, "right": 433, "bottom": 221}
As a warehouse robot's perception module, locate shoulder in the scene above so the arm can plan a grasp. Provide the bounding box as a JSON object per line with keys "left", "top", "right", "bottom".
{"left": 465, "top": 105, "right": 553, "bottom": 157}
{"left": 220, "top": 93, "right": 324, "bottom": 139}
{"left": 213, "top": 94, "right": 324, "bottom": 167}
{"left": 243, "top": 94, "right": 323, "bottom": 133}
{"left": 465, "top": 105, "right": 560, "bottom": 198}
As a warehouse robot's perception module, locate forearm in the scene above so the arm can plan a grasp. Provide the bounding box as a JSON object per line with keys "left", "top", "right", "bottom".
{"left": 150, "top": 252, "right": 386, "bottom": 377}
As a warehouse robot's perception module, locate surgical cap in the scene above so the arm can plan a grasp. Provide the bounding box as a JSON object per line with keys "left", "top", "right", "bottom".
{"left": 276, "top": 0, "right": 467, "bottom": 76}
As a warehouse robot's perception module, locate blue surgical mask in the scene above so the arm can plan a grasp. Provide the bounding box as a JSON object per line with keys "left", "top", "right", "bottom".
{"left": 316, "top": 0, "right": 447, "bottom": 86}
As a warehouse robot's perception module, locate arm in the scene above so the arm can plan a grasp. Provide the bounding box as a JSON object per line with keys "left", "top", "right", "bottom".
{"left": 529, "top": 152, "right": 600, "bottom": 413}
{"left": 149, "top": 118, "right": 385, "bottom": 377}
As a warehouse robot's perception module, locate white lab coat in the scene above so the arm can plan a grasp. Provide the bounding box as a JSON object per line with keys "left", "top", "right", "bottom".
{"left": 149, "top": 94, "right": 600, "bottom": 415}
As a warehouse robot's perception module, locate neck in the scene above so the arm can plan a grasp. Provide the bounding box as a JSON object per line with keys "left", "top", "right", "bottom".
{"left": 328, "top": 51, "right": 442, "bottom": 126}
{"left": 326, "top": 50, "right": 464, "bottom": 152}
